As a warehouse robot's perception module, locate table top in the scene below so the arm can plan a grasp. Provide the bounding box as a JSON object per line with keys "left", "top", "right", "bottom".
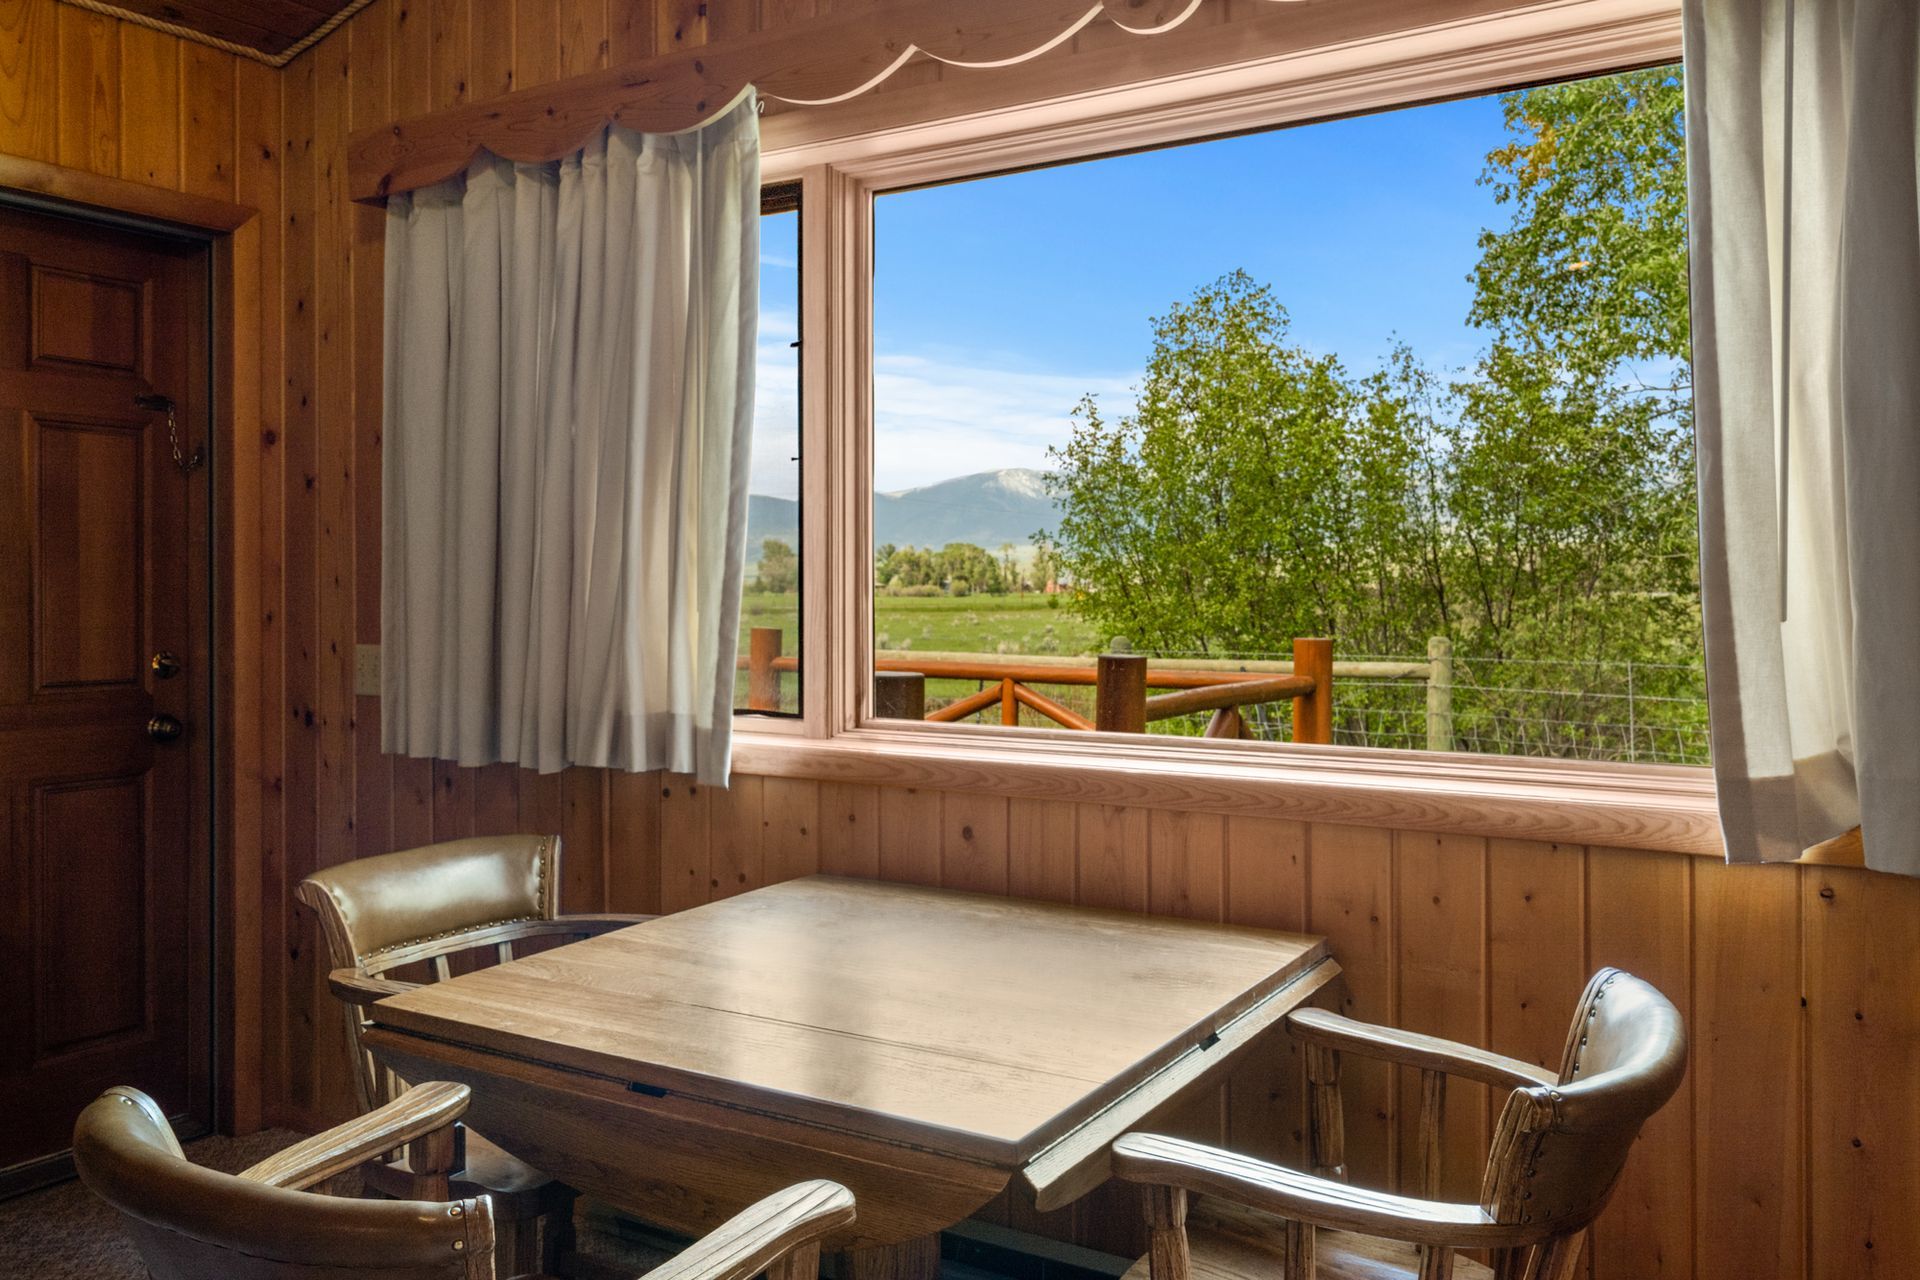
{"left": 371, "top": 875, "right": 1327, "bottom": 1164}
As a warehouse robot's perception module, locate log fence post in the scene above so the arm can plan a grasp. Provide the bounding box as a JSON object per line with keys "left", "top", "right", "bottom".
{"left": 1094, "top": 653, "right": 1148, "bottom": 734}
{"left": 1426, "top": 635, "right": 1454, "bottom": 752}
{"left": 1291, "top": 637, "right": 1333, "bottom": 744}
{"left": 747, "top": 626, "right": 782, "bottom": 712}
{"left": 873, "top": 671, "right": 926, "bottom": 720}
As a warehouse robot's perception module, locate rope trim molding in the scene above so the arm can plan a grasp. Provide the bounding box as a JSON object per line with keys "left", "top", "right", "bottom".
{"left": 57, "top": 0, "right": 380, "bottom": 68}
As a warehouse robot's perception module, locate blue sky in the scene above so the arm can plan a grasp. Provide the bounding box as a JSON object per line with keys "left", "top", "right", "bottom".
{"left": 752, "top": 88, "right": 1517, "bottom": 497}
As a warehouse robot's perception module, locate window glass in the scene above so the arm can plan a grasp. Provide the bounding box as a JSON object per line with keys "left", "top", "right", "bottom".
{"left": 737, "top": 192, "right": 802, "bottom": 714}
{"left": 871, "top": 68, "right": 1703, "bottom": 763}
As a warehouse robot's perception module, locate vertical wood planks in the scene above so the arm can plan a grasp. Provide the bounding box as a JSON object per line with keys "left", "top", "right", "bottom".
{"left": 1007, "top": 795, "right": 1075, "bottom": 903}
{"left": 118, "top": 23, "right": 180, "bottom": 187}
{"left": 1223, "top": 816, "right": 1308, "bottom": 1167}
{"left": 877, "top": 787, "right": 941, "bottom": 886}
{"left": 559, "top": 0, "right": 610, "bottom": 78}
{"left": 278, "top": 51, "right": 323, "bottom": 1121}
{"left": 606, "top": 770, "right": 663, "bottom": 913}
{"left": 348, "top": 2, "right": 393, "bottom": 862}
{"left": 562, "top": 768, "right": 608, "bottom": 909}
{"left": 708, "top": 772, "right": 765, "bottom": 898}
{"left": 818, "top": 780, "right": 879, "bottom": 878}
{"left": 54, "top": 3, "right": 118, "bottom": 175}
{"left": 658, "top": 775, "right": 711, "bottom": 912}
{"left": 1587, "top": 846, "right": 1692, "bottom": 1280}
{"left": 1486, "top": 839, "right": 1586, "bottom": 1073}
{"left": 1075, "top": 803, "right": 1148, "bottom": 911}
{"left": 763, "top": 776, "right": 822, "bottom": 884}
{"left": 940, "top": 790, "right": 1009, "bottom": 895}
{"left": 179, "top": 43, "right": 236, "bottom": 199}
{"left": 1392, "top": 831, "right": 1487, "bottom": 1199}
{"left": 430, "top": 0, "right": 470, "bottom": 109}
{"left": 1804, "top": 865, "right": 1920, "bottom": 1279}
{"left": 1306, "top": 823, "right": 1396, "bottom": 1189}
{"left": 313, "top": 24, "right": 356, "bottom": 886}
{"left": 1691, "top": 858, "right": 1802, "bottom": 1280}
{"left": 0, "top": 0, "right": 56, "bottom": 163}
{"left": 1148, "top": 809, "right": 1224, "bottom": 920}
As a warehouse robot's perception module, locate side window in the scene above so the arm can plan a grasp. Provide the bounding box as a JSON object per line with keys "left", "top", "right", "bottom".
{"left": 737, "top": 185, "right": 802, "bottom": 715}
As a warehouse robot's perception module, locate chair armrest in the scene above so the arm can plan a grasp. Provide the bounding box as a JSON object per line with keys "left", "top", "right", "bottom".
{"left": 239, "top": 1081, "right": 470, "bottom": 1192}
{"left": 328, "top": 968, "right": 421, "bottom": 1007}
{"left": 558, "top": 912, "right": 658, "bottom": 934}
{"left": 1286, "top": 1008, "right": 1555, "bottom": 1091}
{"left": 1112, "top": 1134, "right": 1534, "bottom": 1251}
{"left": 643, "top": 1181, "right": 856, "bottom": 1280}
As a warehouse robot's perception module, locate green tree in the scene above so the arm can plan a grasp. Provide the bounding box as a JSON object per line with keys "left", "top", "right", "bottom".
{"left": 752, "top": 538, "right": 799, "bottom": 593}
{"left": 1040, "top": 271, "right": 1438, "bottom": 655}
{"left": 1043, "top": 66, "right": 1703, "bottom": 762}
{"left": 1471, "top": 67, "right": 1688, "bottom": 372}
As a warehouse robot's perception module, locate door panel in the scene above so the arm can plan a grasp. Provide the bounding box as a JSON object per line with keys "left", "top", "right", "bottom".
{"left": 34, "top": 418, "right": 146, "bottom": 690}
{"left": 36, "top": 774, "right": 151, "bottom": 1055}
{"left": 0, "top": 205, "right": 210, "bottom": 1190}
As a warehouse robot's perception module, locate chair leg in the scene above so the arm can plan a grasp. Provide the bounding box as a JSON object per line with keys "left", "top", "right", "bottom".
{"left": 1279, "top": 1218, "right": 1315, "bottom": 1280}
{"left": 541, "top": 1192, "right": 580, "bottom": 1277}
{"left": 1142, "top": 1185, "right": 1191, "bottom": 1280}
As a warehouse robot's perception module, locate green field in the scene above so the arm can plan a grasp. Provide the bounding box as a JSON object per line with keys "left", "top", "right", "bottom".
{"left": 735, "top": 591, "right": 1103, "bottom": 716}
{"left": 739, "top": 591, "right": 1103, "bottom": 665}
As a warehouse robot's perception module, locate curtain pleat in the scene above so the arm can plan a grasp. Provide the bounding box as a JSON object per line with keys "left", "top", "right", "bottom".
{"left": 382, "top": 92, "right": 759, "bottom": 785}
{"left": 1688, "top": 0, "right": 1920, "bottom": 873}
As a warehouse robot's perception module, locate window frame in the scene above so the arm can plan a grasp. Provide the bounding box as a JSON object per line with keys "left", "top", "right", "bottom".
{"left": 743, "top": 0, "right": 1721, "bottom": 856}
{"left": 735, "top": 180, "right": 808, "bottom": 723}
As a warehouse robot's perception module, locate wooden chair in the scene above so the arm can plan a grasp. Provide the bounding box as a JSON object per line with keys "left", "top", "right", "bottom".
{"left": 73, "top": 1080, "right": 856, "bottom": 1280}
{"left": 296, "top": 835, "right": 654, "bottom": 1277}
{"left": 1113, "top": 967, "right": 1687, "bottom": 1280}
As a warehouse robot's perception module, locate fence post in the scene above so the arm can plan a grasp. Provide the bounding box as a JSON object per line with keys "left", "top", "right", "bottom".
{"left": 1426, "top": 635, "right": 1454, "bottom": 753}
{"left": 1095, "top": 653, "right": 1147, "bottom": 734}
{"left": 1000, "top": 678, "right": 1019, "bottom": 726}
{"left": 748, "top": 627, "right": 782, "bottom": 712}
{"left": 873, "top": 671, "right": 926, "bottom": 720}
{"left": 1291, "top": 638, "right": 1333, "bottom": 744}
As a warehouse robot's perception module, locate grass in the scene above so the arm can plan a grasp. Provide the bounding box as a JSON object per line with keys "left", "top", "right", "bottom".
{"left": 735, "top": 590, "right": 1102, "bottom": 716}
{"left": 739, "top": 591, "right": 1103, "bottom": 665}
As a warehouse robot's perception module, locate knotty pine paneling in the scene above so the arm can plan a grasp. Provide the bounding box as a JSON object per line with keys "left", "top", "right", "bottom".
{"left": 3, "top": 2, "right": 1916, "bottom": 1276}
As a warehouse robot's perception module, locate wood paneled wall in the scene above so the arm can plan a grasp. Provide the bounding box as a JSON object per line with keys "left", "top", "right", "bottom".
{"left": 2, "top": 1, "right": 1915, "bottom": 1277}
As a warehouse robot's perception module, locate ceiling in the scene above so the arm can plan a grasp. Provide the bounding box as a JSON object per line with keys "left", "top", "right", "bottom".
{"left": 75, "top": 0, "right": 369, "bottom": 64}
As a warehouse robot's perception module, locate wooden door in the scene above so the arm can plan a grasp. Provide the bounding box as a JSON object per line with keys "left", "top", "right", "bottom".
{"left": 0, "top": 205, "right": 212, "bottom": 1192}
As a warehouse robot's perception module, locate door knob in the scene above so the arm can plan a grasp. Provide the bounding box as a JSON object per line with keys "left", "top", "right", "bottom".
{"left": 147, "top": 714, "right": 184, "bottom": 743}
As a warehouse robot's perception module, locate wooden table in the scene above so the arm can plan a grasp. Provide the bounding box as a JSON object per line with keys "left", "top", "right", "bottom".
{"left": 364, "top": 876, "right": 1334, "bottom": 1276}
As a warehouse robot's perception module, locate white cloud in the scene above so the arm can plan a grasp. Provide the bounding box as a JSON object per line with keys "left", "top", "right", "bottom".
{"left": 872, "top": 351, "right": 1136, "bottom": 491}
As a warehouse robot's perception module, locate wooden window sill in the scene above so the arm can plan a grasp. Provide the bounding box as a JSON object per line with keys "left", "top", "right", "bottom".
{"left": 731, "top": 722, "right": 1724, "bottom": 857}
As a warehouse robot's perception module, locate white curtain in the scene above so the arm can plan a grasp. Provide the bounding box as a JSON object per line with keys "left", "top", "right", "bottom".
{"left": 1687, "top": 0, "right": 1920, "bottom": 873}
{"left": 381, "top": 91, "right": 759, "bottom": 785}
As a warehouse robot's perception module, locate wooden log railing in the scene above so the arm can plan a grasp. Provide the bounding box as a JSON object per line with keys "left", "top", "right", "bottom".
{"left": 741, "top": 630, "right": 1457, "bottom": 749}
{"left": 739, "top": 628, "right": 1339, "bottom": 743}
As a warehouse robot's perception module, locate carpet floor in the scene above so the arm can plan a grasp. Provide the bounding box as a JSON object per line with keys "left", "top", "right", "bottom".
{"left": 0, "top": 1128, "right": 671, "bottom": 1280}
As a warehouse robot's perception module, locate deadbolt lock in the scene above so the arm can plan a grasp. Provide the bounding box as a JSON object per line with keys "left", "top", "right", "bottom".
{"left": 151, "top": 651, "right": 182, "bottom": 679}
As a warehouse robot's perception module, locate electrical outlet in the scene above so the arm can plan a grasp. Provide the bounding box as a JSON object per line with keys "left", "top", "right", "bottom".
{"left": 354, "top": 644, "right": 381, "bottom": 697}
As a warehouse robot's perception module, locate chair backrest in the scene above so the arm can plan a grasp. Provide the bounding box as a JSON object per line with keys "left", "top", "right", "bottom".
{"left": 296, "top": 835, "right": 561, "bottom": 1109}
{"left": 1480, "top": 968, "right": 1687, "bottom": 1233}
{"left": 74, "top": 1087, "right": 493, "bottom": 1280}
{"left": 298, "top": 835, "right": 562, "bottom": 974}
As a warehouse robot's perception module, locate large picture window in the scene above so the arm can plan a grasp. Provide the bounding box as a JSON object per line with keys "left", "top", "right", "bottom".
{"left": 864, "top": 65, "right": 1702, "bottom": 764}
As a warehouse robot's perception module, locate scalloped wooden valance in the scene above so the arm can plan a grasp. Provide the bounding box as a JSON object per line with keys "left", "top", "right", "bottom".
{"left": 348, "top": 0, "right": 1318, "bottom": 203}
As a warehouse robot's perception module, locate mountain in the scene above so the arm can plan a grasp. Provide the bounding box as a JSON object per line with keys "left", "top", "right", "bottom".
{"left": 744, "top": 468, "right": 1063, "bottom": 564}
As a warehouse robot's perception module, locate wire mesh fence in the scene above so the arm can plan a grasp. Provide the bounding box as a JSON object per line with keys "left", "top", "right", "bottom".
{"left": 873, "top": 643, "right": 1710, "bottom": 766}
